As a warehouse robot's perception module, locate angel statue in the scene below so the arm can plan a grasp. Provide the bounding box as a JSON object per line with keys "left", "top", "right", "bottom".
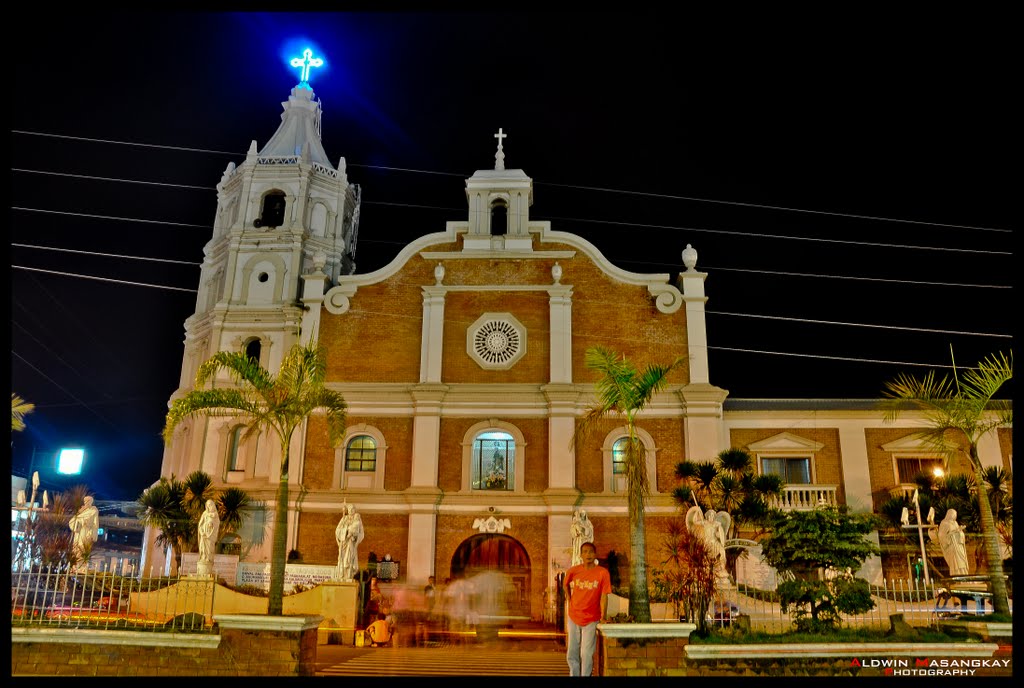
{"left": 686, "top": 505, "right": 732, "bottom": 589}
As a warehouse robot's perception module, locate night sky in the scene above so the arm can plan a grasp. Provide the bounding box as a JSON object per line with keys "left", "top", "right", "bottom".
{"left": 9, "top": 12, "right": 1015, "bottom": 500}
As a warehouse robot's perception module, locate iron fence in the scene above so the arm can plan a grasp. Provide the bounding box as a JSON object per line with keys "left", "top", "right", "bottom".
{"left": 714, "top": 578, "right": 996, "bottom": 633}
{"left": 11, "top": 562, "right": 217, "bottom": 633}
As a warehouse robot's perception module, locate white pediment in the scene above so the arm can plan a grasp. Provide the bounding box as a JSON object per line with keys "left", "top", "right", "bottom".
{"left": 880, "top": 433, "right": 955, "bottom": 453}
{"left": 746, "top": 432, "right": 824, "bottom": 453}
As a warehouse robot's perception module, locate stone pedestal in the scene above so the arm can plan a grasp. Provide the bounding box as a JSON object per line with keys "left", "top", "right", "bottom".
{"left": 317, "top": 581, "right": 360, "bottom": 645}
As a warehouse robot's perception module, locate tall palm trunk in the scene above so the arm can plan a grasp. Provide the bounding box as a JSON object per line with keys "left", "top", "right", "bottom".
{"left": 971, "top": 445, "right": 1009, "bottom": 614}
{"left": 627, "top": 486, "right": 651, "bottom": 622}
{"left": 626, "top": 429, "right": 652, "bottom": 623}
{"left": 268, "top": 443, "right": 291, "bottom": 616}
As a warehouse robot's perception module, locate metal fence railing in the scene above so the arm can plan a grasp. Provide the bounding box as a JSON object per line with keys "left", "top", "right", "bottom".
{"left": 716, "top": 578, "right": 998, "bottom": 633}
{"left": 11, "top": 562, "right": 216, "bottom": 633}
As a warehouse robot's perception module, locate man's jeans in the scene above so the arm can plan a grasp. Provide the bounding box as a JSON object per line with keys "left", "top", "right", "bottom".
{"left": 566, "top": 616, "right": 598, "bottom": 676}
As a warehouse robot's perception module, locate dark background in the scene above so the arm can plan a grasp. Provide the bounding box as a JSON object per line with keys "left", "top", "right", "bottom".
{"left": 9, "top": 11, "right": 1015, "bottom": 500}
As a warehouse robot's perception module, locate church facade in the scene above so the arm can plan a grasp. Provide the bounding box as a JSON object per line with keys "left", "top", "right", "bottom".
{"left": 144, "top": 82, "right": 1012, "bottom": 621}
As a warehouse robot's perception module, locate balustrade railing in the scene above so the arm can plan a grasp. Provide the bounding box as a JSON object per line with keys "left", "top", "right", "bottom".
{"left": 769, "top": 484, "right": 838, "bottom": 511}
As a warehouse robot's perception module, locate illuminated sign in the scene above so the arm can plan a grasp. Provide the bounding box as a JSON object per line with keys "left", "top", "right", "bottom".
{"left": 290, "top": 48, "right": 324, "bottom": 87}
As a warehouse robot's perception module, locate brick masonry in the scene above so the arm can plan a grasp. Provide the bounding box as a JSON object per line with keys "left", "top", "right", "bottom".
{"left": 11, "top": 626, "right": 319, "bottom": 677}
{"left": 729, "top": 427, "right": 847, "bottom": 505}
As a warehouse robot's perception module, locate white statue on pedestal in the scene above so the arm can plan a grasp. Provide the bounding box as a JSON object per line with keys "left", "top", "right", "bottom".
{"left": 686, "top": 505, "right": 732, "bottom": 589}
{"left": 570, "top": 509, "right": 595, "bottom": 566}
{"left": 69, "top": 495, "right": 100, "bottom": 570}
{"left": 335, "top": 504, "right": 364, "bottom": 581}
{"left": 197, "top": 499, "right": 220, "bottom": 577}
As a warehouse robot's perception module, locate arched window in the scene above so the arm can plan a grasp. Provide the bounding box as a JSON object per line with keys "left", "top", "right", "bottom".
{"left": 258, "top": 191, "right": 286, "bottom": 228}
{"left": 472, "top": 431, "right": 515, "bottom": 490}
{"left": 490, "top": 201, "right": 507, "bottom": 236}
{"left": 345, "top": 435, "right": 377, "bottom": 472}
{"left": 601, "top": 428, "right": 659, "bottom": 494}
{"left": 244, "top": 338, "right": 261, "bottom": 365}
{"left": 611, "top": 437, "right": 629, "bottom": 475}
{"left": 227, "top": 425, "right": 244, "bottom": 472}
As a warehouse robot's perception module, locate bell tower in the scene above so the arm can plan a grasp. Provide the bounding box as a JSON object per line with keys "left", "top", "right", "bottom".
{"left": 166, "top": 53, "right": 361, "bottom": 474}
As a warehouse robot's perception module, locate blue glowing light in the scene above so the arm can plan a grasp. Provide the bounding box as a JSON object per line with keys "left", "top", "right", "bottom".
{"left": 290, "top": 48, "right": 324, "bottom": 88}
{"left": 57, "top": 448, "right": 85, "bottom": 475}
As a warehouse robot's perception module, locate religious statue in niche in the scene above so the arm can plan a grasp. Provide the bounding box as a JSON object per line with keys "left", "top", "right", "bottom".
{"left": 484, "top": 443, "right": 507, "bottom": 489}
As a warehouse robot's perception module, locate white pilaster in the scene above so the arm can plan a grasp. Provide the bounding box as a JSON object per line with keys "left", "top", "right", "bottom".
{"left": 678, "top": 384, "right": 729, "bottom": 461}
{"left": 543, "top": 386, "right": 579, "bottom": 490}
{"left": 679, "top": 270, "right": 710, "bottom": 384}
{"left": 419, "top": 287, "right": 446, "bottom": 383}
{"left": 300, "top": 259, "right": 329, "bottom": 344}
{"left": 548, "top": 285, "right": 573, "bottom": 384}
{"left": 410, "top": 385, "right": 447, "bottom": 487}
{"left": 547, "top": 513, "right": 574, "bottom": 594}
{"left": 406, "top": 511, "right": 438, "bottom": 584}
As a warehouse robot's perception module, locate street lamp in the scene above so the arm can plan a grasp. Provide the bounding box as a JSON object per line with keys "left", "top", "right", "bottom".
{"left": 57, "top": 447, "right": 85, "bottom": 475}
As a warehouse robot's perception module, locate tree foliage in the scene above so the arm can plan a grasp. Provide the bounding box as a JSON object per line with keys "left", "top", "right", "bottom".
{"left": 163, "top": 340, "right": 346, "bottom": 615}
{"left": 572, "top": 346, "right": 683, "bottom": 623}
{"left": 137, "top": 471, "right": 256, "bottom": 572}
{"left": 879, "top": 350, "right": 1013, "bottom": 614}
{"left": 759, "top": 506, "right": 881, "bottom": 632}
{"left": 651, "top": 517, "right": 719, "bottom": 636}
{"left": 12, "top": 393, "right": 34, "bottom": 432}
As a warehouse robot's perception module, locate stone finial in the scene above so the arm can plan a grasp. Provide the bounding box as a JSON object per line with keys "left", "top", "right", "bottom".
{"left": 247, "top": 140, "right": 259, "bottom": 158}
{"left": 312, "top": 251, "right": 328, "bottom": 272}
{"left": 682, "top": 243, "right": 698, "bottom": 272}
{"left": 552, "top": 262, "right": 562, "bottom": 283}
{"left": 434, "top": 263, "right": 445, "bottom": 285}
{"left": 494, "top": 127, "right": 507, "bottom": 171}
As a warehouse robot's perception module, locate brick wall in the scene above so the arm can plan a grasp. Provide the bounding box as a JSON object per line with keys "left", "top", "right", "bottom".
{"left": 11, "top": 626, "right": 318, "bottom": 677}
{"left": 303, "top": 416, "right": 415, "bottom": 492}
{"left": 296, "top": 511, "right": 409, "bottom": 570}
{"left": 574, "top": 418, "right": 686, "bottom": 494}
{"left": 436, "top": 417, "right": 548, "bottom": 492}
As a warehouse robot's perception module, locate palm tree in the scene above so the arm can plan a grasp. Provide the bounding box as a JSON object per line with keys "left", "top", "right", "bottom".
{"left": 572, "top": 346, "right": 683, "bottom": 623}
{"left": 163, "top": 340, "right": 347, "bottom": 616}
{"left": 137, "top": 476, "right": 192, "bottom": 573}
{"left": 137, "top": 472, "right": 255, "bottom": 573}
{"left": 880, "top": 350, "right": 1012, "bottom": 614}
{"left": 12, "top": 393, "right": 34, "bottom": 432}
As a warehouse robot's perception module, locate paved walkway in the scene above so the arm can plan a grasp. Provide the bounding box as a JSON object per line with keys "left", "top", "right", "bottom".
{"left": 315, "top": 632, "right": 571, "bottom": 676}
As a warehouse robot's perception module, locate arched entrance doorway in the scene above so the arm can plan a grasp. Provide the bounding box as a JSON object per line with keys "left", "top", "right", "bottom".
{"left": 450, "top": 533, "right": 531, "bottom": 620}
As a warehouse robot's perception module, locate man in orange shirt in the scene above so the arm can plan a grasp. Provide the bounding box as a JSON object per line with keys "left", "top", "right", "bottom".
{"left": 562, "top": 541, "right": 611, "bottom": 676}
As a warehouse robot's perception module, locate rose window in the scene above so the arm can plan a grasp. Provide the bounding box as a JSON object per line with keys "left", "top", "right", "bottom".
{"left": 467, "top": 313, "right": 527, "bottom": 369}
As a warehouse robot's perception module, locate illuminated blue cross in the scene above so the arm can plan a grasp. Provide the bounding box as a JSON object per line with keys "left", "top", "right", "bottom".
{"left": 290, "top": 48, "right": 324, "bottom": 87}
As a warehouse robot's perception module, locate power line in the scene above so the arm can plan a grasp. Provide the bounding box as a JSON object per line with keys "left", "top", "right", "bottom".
{"left": 13, "top": 243, "right": 202, "bottom": 266}
{"left": 12, "top": 167, "right": 212, "bottom": 191}
{"left": 537, "top": 214, "right": 1013, "bottom": 256}
{"left": 11, "top": 130, "right": 1014, "bottom": 234}
{"left": 10, "top": 208, "right": 1011, "bottom": 289}
{"left": 11, "top": 200, "right": 1013, "bottom": 259}
{"left": 708, "top": 346, "right": 972, "bottom": 370}
{"left": 12, "top": 265, "right": 197, "bottom": 293}
{"left": 536, "top": 181, "right": 1014, "bottom": 233}
{"left": 12, "top": 252, "right": 1011, "bottom": 337}
{"left": 11, "top": 350, "right": 122, "bottom": 431}
{"left": 643, "top": 262, "right": 1011, "bottom": 290}
{"left": 12, "top": 206, "right": 210, "bottom": 229}
{"left": 706, "top": 310, "right": 1010, "bottom": 338}
{"left": 11, "top": 130, "right": 238, "bottom": 156}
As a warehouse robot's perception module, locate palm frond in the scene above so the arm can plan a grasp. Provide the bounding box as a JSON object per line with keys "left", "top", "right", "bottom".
{"left": 11, "top": 393, "right": 35, "bottom": 432}
{"left": 195, "top": 350, "right": 274, "bottom": 391}
{"left": 164, "top": 389, "right": 260, "bottom": 443}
